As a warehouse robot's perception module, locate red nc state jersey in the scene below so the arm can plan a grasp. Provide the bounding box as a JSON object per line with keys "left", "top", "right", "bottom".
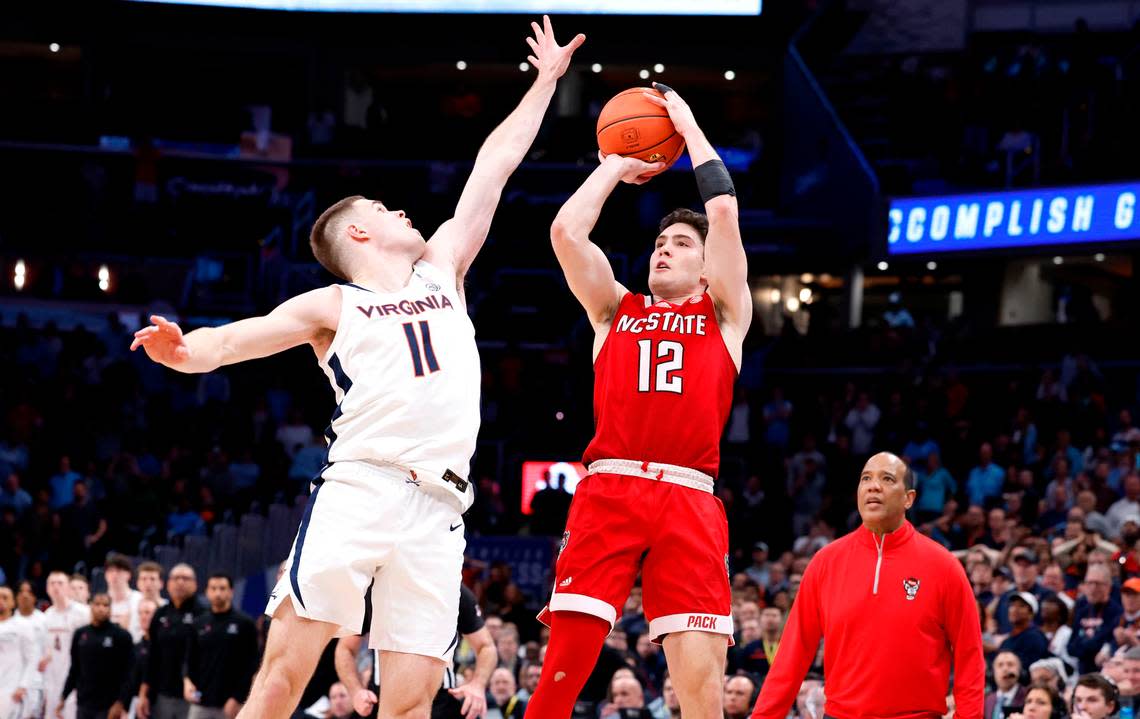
{"left": 583, "top": 292, "right": 737, "bottom": 477}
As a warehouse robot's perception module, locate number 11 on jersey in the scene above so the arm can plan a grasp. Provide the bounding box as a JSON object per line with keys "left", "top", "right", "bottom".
{"left": 403, "top": 321, "right": 440, "bottom": 377}
{"left": 637, "top": 339, "right": 683, "bottom": 393}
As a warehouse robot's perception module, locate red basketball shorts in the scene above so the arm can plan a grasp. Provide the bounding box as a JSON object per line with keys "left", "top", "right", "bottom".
{"left": 537, "top": 462, "right": 733, "bottom": 645}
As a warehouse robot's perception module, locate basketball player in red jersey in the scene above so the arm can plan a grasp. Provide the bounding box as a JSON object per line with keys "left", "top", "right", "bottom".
{"left": 526, "top": 83, "right": 750, "bottom": 719}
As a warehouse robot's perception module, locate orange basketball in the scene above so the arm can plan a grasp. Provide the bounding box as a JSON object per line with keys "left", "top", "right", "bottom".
{"left": 596, "top": 87, "right": 686, "bottom": 173}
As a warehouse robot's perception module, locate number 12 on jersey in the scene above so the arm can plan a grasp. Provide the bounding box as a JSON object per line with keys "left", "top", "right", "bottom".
{"left": 403, "top": 321, "right": 440, "bottom": 377}
{"left": 637, "top": 339, "right": 683, "bottom": 393}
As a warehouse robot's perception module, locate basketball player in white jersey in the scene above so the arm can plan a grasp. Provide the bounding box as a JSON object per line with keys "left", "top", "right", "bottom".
{"left": 13, "top": 581, "right": 48, "bottom": 719}
{"left": 0, "top": 585, "right": 38, "bottom": 719}
{"left": 41, "top": 571, "right": 91, "bottom": 719}
{"left": 130, "top": 16, "right": 584, "bottom": 719}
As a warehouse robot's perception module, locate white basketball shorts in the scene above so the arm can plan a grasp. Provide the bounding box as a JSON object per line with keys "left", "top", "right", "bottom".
{"left": 266, "top": 461, "right": 466, "bottom": 661}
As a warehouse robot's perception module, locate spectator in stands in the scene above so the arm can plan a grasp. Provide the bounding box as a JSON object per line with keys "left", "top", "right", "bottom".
{"left": 1072, "top": 673, "right": 1118, "bottom": 719}
{"left": 985, "top": 651, "right": 1027, "bottom": 719}
{"left": 516, "top": 662, "right": 541, "bottom": 702}
{"left": 1123, "top": 647, "right": 1140, "bottom": 715}
{"left": 105, "top": 553, "right": 143, "bottom": 642}
{"left": 49, "top": 456, "right": 82, "bottom": 510}
{"left": 59, "top": 592, "right": 134, "bottom": 719}
{"left": 184, "top": 574, "right": 257, "bottom": 719}
{"left": 1107, "top": 475, "right": 1140, "bottom": 537}
{"left": 1068, "top": 563, "right": 1122, "bottom": 674}
{"left": 136, "top": 562, "right": 166, "bottom": 607}
{"left": 58, "top": 480, "right": 106, "bottom": 569}
{"left": 994, "top": 547, "right": 1050, "bottom": 633}
{"left": 762, "top": 388, "right": 793, "bottom": 452}
{"left": 288, "top": 438, "right": 327, "bottom": 487}
{"left": 140, "top": 563, "right": 206, "bottom": 719}
{"left": 723, "top": 675, "right": 755, "bottom": 719}
{"left": 601, "top": 673, "right": 651, "bottom": 719}
{"left": 632, "top": 633, "right": 665, "bottom": 697}
{"left": 650, "top": 673, "right": 680, "bottom": 719}
{"left": 967, "top": 443, "right": 1005, "bottom": 508}
{"left": 844, "top": 392, "right": 880, "bottom": 456}
{"left": 999, "top": 593, "right": 1050, "bottom": 669}
{"left": 744, "top": 542, "right": 771, "bottom": 588}
{"left": 487, "top": 668, "right": 525, "bottom": 719}
{"left": 1111, "top": 577, "right": 1140, "bottom": 654}
{"left": 1008, "top": 683, "right": 1064, "bottom": 719}
{"left": 0, "top": 472, "right": 32, "bottom": 517}
{"left": 1027, "top": 658, "right": 1066, "bottom": 694}
{"left": 325, "top": 682, "right": 354, "bottom": 719}
{"left": 275, "top": 410, "right": 313, "bottom": 459}
{"left": 1039, "top": 595, "right": 1077, "bottom": 673}
{"left": 794, "top": 676, "right": 824, "bottom": 719}
{"left": 914, "top": 452, "right": 956, "bottom": 524}
{"left": 496, "top": 623, "right": 521, "bottom": 678}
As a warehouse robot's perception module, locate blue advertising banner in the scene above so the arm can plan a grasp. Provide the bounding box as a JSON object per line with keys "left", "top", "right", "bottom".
{"left": 466, "top": 536, "right": 555, "bottom": 608}
{"left": 887, "top": 182, "right": 1140, "bottom": 256}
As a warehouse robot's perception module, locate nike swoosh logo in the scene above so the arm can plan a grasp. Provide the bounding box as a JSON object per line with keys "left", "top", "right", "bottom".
{"left": 450, "top": 522, "right": 462, "bottom": 532}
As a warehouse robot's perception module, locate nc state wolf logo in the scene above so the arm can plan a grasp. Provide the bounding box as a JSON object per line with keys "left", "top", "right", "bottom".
{"left": 903, "top": 577, "right": 921, "bottom": 600}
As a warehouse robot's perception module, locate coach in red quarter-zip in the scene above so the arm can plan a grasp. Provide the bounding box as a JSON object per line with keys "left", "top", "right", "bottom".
{"left": 751, "top": 452, "right": 984, "bottom": 719}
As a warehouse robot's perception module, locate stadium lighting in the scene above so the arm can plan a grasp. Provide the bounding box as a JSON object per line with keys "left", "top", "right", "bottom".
{"left": 591, "top": 63, "right": 602, "bottom": 73}
{"left": 768, "top": 289, "right": 780, "bottom": 303}
{"left": 1052, "top": 256, "right": 1063, "bottom": 265}
{"left": 926, "top": 261, "right": 938, "bottom": 270}
{"left": 653, "top": 63, "right": 665, "bottom": 73}
{"left": 724, "top": 70, "right": 736, "bottom": 80}
{"left": 786, "top": 297, "right": 801, "bottom": 312}
{"left": 877, "top": 261, "right": 889, "bottom": 271}
{"left": 1095, "top": 253, "right": 1106, "bottom": 262}
{"left": 14, "top": 259, "right": 26, "bottom": 291}
{"left": 49, "top": 43, "right": 60, "bottom": 53}
{"left": 98, "top": 264, "right": 110, "bottom": 292}
{"left": 798, "top": 288, "right": 812, "bottom": 303}
{"left": 519, "top": 62, "right": 529, "bottom": 72}
{"left": 639, "top": 69, "right": 650, "bottom": 79}
{"left": 555, "top": 411, "right": 565, "bottom": 421}
{"left": 456, "top": 60, "right": 467, "bottom": 71}
{"left": 800, "top": 273, "right": 814, "bottom": 283}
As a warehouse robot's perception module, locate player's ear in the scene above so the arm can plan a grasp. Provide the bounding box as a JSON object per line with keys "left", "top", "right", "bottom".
{"left": 346, "top": 223, "right": 370, "bottom": 243}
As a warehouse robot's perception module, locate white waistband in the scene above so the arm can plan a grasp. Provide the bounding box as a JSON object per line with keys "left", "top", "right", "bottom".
{"left": 587, "top": 459, "right": 715, "bottom": 494}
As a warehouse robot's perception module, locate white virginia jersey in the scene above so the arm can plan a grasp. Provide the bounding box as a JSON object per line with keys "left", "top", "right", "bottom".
{"left": 318, "top": 260, "right": 480, "bottom": 509}
{"left": 42, "top": 601, "right": 90, "bottom": 685}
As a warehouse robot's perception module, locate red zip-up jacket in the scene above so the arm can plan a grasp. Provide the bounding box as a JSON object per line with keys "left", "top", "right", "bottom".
{"left": 751, "top": 521, "right": 984, "bottom": 719}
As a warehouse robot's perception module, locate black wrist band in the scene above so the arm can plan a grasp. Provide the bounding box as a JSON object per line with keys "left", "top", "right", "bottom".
{"left": 694, "top": 159, "right": 735, "bottom": 204}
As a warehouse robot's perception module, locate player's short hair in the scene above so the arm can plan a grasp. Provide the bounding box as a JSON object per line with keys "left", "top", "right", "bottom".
{"left": 104, "top": 553, "right": 133, "bottom": 574}
{"left": 658, "top": 208, "right": 709, "bottom": 243}
{"left": 310, "top": 195, "right": 365, "bottom": 282}
{"left": 70, "top": 573, "right": 89, "bottom": 585}
{"left": 904, "top": 465, "right": 916, "bottom": 490}
{"left": 137, "top": 561, "right": 163, "bottom": 577}
{"left": 207, "top": 573, "right": 233, "bottom": 589}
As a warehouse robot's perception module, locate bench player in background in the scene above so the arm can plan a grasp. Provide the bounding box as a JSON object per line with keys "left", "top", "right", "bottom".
{"left": 527, "top": 83, "right": 751, "bottom": 719}
{"left": 131, "top": 16, "right": 583, "bottom": 719}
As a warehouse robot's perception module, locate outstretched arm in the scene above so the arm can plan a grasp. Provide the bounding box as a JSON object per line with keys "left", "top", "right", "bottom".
{"left": 645, "top": 84, "right": 751, "bottom": 337}
{"left": 129, "top": 286, "right": 339, "bottom": 373}
{"left": 427, "top": 16, "right": 584, "bottom": 279}
{"left": 551, "top": 154, "right": 663, "bottom": 328}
